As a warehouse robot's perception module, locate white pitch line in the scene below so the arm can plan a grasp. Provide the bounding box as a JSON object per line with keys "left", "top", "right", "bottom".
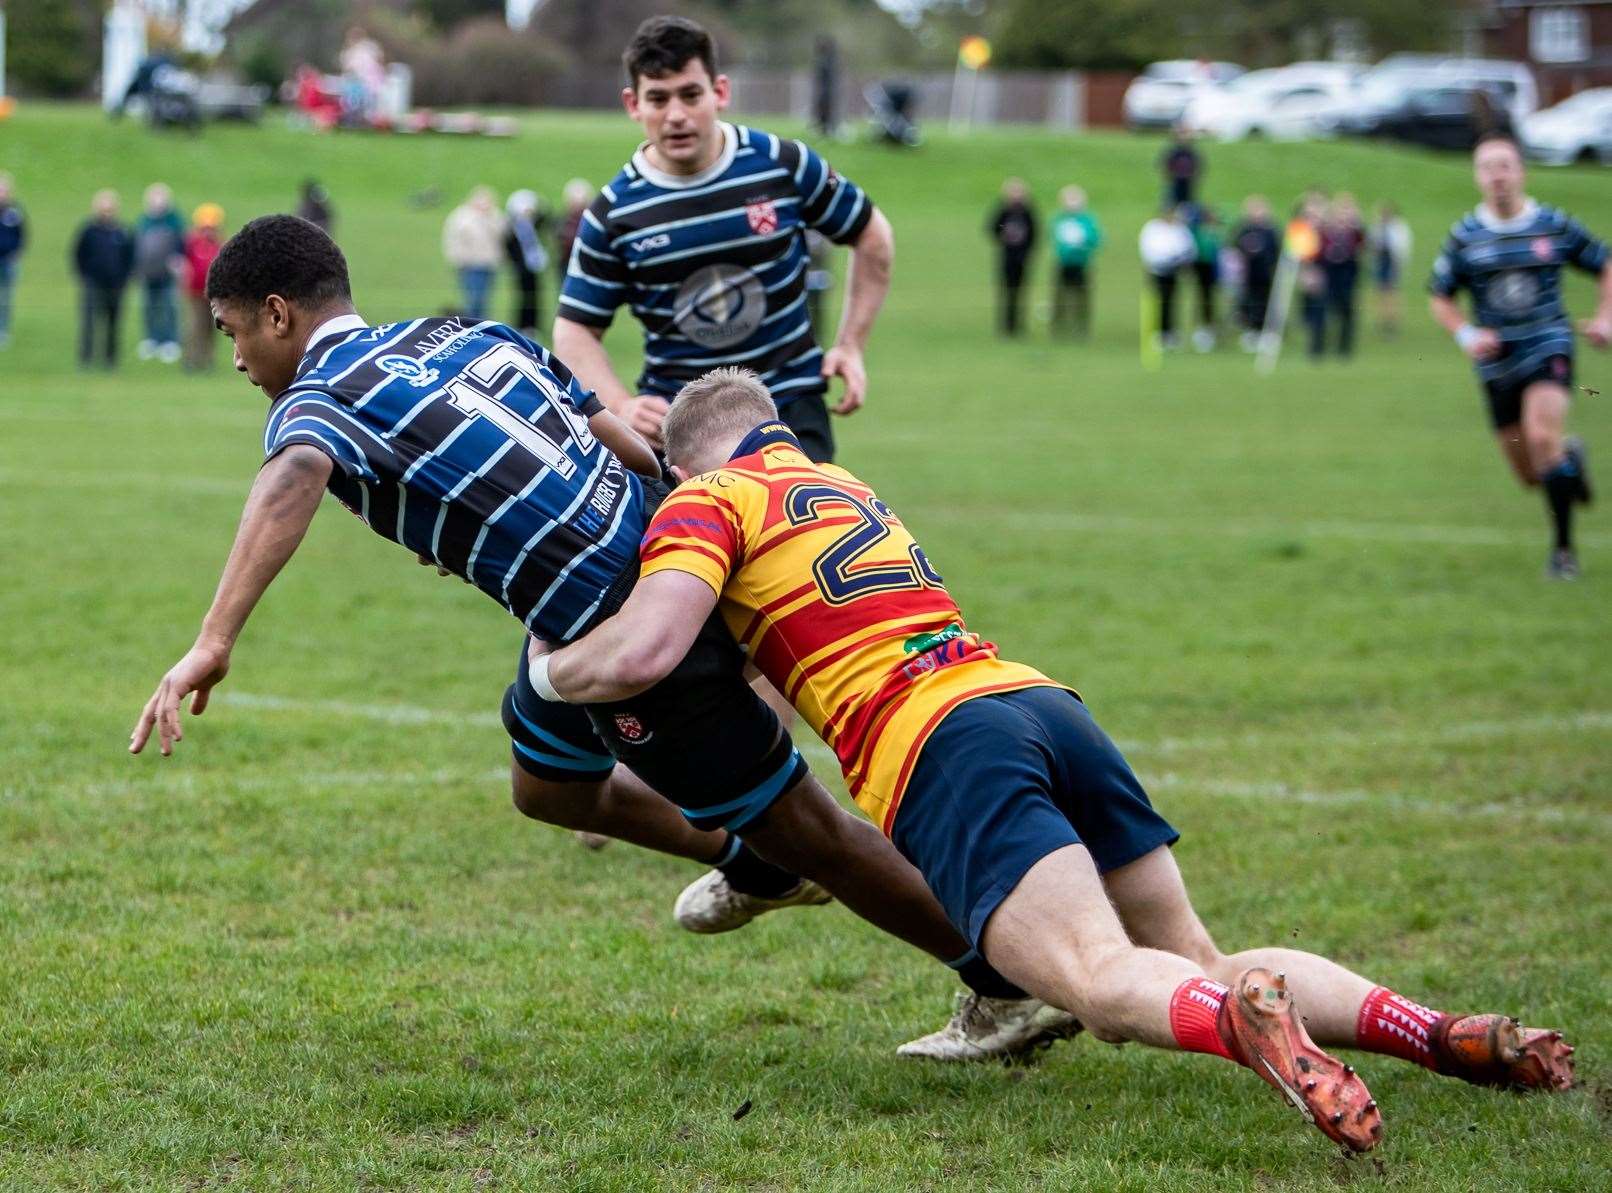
{"left": 202, "top": 691, "right": 1610, "bottom": 830}
{"left": 1, "top": 467, "right": 1600, "bottom": 548}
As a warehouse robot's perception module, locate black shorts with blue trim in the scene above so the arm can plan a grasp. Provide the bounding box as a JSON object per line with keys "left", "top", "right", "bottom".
{"left": 1482, "top": 348, "right": 1573, "bottom": 431}
{"left": 501, "top": 617, "right": 807, "bottom": 833}
{"left": 889, "top": 686, "right": 1180, "bottom": 949}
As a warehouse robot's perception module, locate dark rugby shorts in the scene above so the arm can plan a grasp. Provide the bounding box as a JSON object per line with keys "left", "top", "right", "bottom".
{"left": 1484, "top": 352, "right": 1573, "bottom": 431}
{"left": 778, "top": 391, "right": 835, "bottom": 463}
{"left": 890, "top": 686, "right": 1180, "bottom": 948}
{"left": 502, "top": 618, "right": 806, "bottom": 833}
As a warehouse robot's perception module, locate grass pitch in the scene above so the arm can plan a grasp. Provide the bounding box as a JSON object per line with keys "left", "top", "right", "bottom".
{"left": 0, "top": 104, "right": 1609, "bottom": 1190}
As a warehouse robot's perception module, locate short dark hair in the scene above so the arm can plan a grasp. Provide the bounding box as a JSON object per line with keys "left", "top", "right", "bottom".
{"left": 623, "top": 16, "right": 716, "bottom": 88}
{"left": 1474, "top": 129, "right": 1522, "bottom": 156}
{"left": 205, "top": 213, "right": 352, "bottom": 309}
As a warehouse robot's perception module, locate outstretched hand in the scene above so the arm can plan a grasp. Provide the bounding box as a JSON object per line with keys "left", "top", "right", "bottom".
{"left": 129, "top": 640, "right": 231, "bottom": 757}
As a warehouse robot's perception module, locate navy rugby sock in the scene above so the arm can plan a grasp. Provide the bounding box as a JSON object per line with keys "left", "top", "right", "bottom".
{"left": 710, "top": 834, "right": 800, "bottom": 898}
{"left": 950, "top": 949, "right": 1030, "bottom": 1001}
{"left": 1542, "top": 459, "right": 1578, "bottom": 551}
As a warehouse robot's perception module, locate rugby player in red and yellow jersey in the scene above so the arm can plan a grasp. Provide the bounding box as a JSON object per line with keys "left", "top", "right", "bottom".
{"left": 534, "top": 369, "right": 1576, "bottom": 1151}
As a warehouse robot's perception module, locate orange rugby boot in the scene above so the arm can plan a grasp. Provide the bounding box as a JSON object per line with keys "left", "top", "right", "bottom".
{"left": 1222, "top": 967, "right": 1385, "bottom": 1152}
{"left": 1431, "top": 1014, "right": 1575, "bottom": 1091}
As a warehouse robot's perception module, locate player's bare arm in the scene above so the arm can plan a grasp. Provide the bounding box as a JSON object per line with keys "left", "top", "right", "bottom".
{"left": 130, "top": 443, "right": 333, "bottom": 757}
{"left": 1429, "top": 292, "right": 1499, "bottom": 361}
{"left": 586, "top": 404, "right": 660, "bottom": 477}
{"left": 1581, "top": 259, "right": 1612, "bottom": 348}
{"left": 538, "top": 569, "right": 715, "bottom": 703}
{"left": 823, "top": 207, "right": 894, "bottom": 415}
{"left": 552, "top": 316, "right": 671, "bottom": 446}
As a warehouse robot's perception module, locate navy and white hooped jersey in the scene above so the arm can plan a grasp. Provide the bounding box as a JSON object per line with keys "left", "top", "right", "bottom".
{"left": 557, "top": 122, "right": 873, "bottom": 406}
{"left": 1430, "top": 201, "right": 1608, "bottom": 384}
{"left": 263, "top": 316, "right": 645, "bottom": 642}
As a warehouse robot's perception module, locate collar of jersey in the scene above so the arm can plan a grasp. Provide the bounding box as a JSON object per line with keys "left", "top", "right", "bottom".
{"left": 295, "top": 313, "right": 370, "bottom": 375}
{"left": 632, "top": 122, "right": 738, "bottom": 190}
{"left": 729, "top": 420, "right": 800, "bottom": 461}
{"left": 1475, "top": 198, "right": 1540, "bottom": 233}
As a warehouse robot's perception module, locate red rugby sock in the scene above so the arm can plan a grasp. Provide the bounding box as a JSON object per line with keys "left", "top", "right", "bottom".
{"left": 1355, "top": 986, "right": 1444, "bottom": 1069}
{"left": 1169, "top": 977, "right": 1237, "bottom": 1061}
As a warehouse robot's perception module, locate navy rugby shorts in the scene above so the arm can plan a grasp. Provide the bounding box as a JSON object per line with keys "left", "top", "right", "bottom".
{"left": 502, "top": 621, "right": 806, "bottom": 833}
{"left": 1483, "top": 351, "right": 1573, "bottom": 431}
{"left": 890, "top": 686, "right": 1179, "bottom": 948}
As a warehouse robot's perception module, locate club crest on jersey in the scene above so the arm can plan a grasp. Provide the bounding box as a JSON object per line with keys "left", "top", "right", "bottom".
{"left": 1531, "top": 237, "right": 1555, "bottom": 263}
{"left": 613, "top": 713, "right": 652, "bottom": 745}
{"left": 745, "top": 200, "right": 778, "bottom": 235}
{"left": 376, "top": 354, "right": 440, "bottom": 388}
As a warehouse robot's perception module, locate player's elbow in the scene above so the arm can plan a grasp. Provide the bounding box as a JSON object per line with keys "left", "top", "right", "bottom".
{"left": 615, "top": 636, "right": 682, "bottom": 693}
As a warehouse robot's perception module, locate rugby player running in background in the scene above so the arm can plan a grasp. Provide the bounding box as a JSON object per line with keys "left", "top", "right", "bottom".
{"left": 128, "top": 215, "right": 1072, "bottom": 1063}
{"left": 1430, "top": 132, "right": 1612, "bottom": 579}
{"left": 535, "top": 368, "right": 1577, "bottom": 1149}
{"left": 552, "top": 15, "right": 892, "bottom": 465}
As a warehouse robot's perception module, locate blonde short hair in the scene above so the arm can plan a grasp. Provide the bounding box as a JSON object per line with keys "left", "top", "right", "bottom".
{"left": 662, "top": 368, "right": 779, "bottom": 470}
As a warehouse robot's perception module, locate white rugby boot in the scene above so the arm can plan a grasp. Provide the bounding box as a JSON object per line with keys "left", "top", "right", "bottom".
{"left": 673, "top": 869, "right": 833, "bottom": 934}
{"left": 897, "top": 992, "right": 1083, "bottom": 1062}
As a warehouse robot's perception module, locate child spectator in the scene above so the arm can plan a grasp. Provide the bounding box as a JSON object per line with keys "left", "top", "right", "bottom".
{"left": 1188, "top": 204, "right": 1223, "bottom": 352}
{"left": 135, "top": 183, "right": 186, "bottom": 363}
{"left": 182, "top": 203, "right": 225, "bottom": 371}
{"left": 1369, "top": 201, "right": 1413, "bottom": 337}
{"left": 0, "top": 173, "right": 25, "bottom": 350}
{"left": 1320, "top": 193, "right": 1366, "bottom": 358}
{"left": 504, "top": 189, "right": 549, "bottom": 335}
{"left": 71, "top": 190, "right": 134, "bottom": 370}
{"left": 1232, "top": 195, "right": 1280, "bottom": 351}
{"left": 1050, "top": 185, "right": 1101, "bottom": 340}
{"left": 987, "top": 178, "right": 1037, "bottom": 337}
{"left": 1139, "top": 204, "right": 1196, "bottom": 350}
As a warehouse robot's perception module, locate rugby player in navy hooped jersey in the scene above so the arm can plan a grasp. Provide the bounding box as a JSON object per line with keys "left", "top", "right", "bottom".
{"left": 551, "top": 15, "right": 893, "bottom": 466}
{"left": 128, "top": 215, "right": 1075, "bottom": 1063}
{"left": 1428, "top": 132, "right": 1612, "bottom": 579}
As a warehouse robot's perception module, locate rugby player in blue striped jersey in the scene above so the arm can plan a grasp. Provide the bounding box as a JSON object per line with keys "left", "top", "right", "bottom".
{"left": 552, "top": 16, "right": 894, "bottom": 466}
{"left": 128, "top": 215, "right": 1076, "bottom": 1063}
{"left": 1429, "top": 132, "right": 1612, "bottom": 579}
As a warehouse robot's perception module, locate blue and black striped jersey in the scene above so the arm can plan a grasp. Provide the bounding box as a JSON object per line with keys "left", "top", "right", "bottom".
{"left": 263, "top": 316, "right": 645, "bottom": 642}
{"left": 1430, "top": 201, "right": 1608, "bottom": 384}
{"left": 557, "top": 122, "right": 873, "bottom": 407}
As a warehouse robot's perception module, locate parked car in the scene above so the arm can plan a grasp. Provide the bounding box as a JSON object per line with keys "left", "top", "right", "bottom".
{"left": 1181, "top": 63, "right": 1360, "bottom": 141}
{"left": 1123, "top": 60, "right": 1244, "bottom": 130}
{"left": 1521, "top": 89, "right": 1612, "bottom": 165}
{"left": 1344, "top": 58, "right": 1538, "bottom": 137}
{"left": 1376, "top": 82, "right": 1515, "bottom": 152}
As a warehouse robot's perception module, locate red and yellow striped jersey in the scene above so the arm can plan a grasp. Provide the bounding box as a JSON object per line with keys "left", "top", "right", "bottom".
{"left": 640, "top": 423, "right": 1064, "bottom": 831}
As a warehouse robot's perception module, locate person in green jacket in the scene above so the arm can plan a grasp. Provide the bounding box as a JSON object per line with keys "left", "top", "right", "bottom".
{"left": 1050, "top": 185, "right": 1101, "bottom": 340}
{"left": 1188, "top": 204, "right": 1223, "bottom": 353}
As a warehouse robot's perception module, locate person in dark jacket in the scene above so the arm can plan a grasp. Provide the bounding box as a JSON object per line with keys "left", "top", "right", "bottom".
{"left": 0, "top": 172, "right": 25, "bottom": 350}
{"left": 72, "top": 190, "right": 135, "bottom": 369}
{"left": 1320, "top": 193, "right": 1366, "bottom": 358}
{"left": 1232, "top": 195, "right": 1281, "bottom": 351}
{"left": 297, "top": 179, "right": 333, "bottom": 235}
{"left": 1161, "top": 126, "right": 1202, "bottom": 206}
{"left": 503, "top": 189, "right": 549, "bottom": 335}
{"left": 988, "top": 178, "right": 1037, "bottom": 336}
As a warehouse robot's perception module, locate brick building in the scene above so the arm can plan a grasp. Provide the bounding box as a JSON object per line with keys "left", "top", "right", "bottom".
{"left": 1469, "top": 1, "right": 1612, "bottom": 103}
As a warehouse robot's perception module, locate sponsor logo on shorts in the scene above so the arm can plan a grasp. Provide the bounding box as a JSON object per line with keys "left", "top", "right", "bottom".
{"left": 745, "top": 200, "right": 778, "bottom": 235}
{"left": 613, "top": 713, "right": 652, "bottom": 745}
{"left": 376, "top": 354, "right": 441, "bottom": 388}
{"left": 672, "top": 264, "right": 765, "bottom": 350}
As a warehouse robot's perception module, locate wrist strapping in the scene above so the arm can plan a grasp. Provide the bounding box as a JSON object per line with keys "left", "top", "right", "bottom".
{"left": 528, "top": 653, "right": 566, "bottom": 703}
{"left": 1454, "top": 323, "right": 1483, "bottom": 352}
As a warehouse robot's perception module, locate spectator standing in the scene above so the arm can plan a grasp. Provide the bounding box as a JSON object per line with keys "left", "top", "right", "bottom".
{"left": 812, "top": 36, "right": 839, "bottom": 137}
{"left": 71, "top": 190, "right": 135, "bottom": 370}
{"left": 443, "top": 186, "right": 505, "bottom": 320}
{"left": 1188, "top": 204, "right": 1223, "bottom": 352}
{"left": 1049, "top": 185, "right": 1101, "bottom": 340}
{"left": 134, "top": 183, "right": 186, "bottom": 363}
{"left": 1370, "top": 201, "right": 1413, "bottom": 337}
{"left": 555, "top": 178, "right": 593, "bottom": 282}
{"left": 1161, "top": 125, "right": 1202, "bottom": 205}
{"left": 181, "top": 203, "right": 225, "bottom": 371}
{"left": 1232, "top": 195, "right": 1280, "bottom": 351}
{"left": 0, "top": 173, "right": 26, "bottom": 350}
{"left": 338, "top": 27, "right": 387, "bottom": 126}
{"left": 987, "top": 178, "right": 1037, "bottom": 337}
{"left": 804, "top": 228, "right": 834, "bottom": 341}
{"left": 1286, "top": 193, "right": 1328, "bottom": 361}
{"left": 298, "top": 179, "right": 333, "bottom": 234}
{"left": 504, "top": 189, "right": 549, "bottom": 335}
{"left": 1139, "top": 204, "right": 1196, "bottom": 350}
{"left": 1320, "top": 193, "right": 1366, "bottom": 358}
